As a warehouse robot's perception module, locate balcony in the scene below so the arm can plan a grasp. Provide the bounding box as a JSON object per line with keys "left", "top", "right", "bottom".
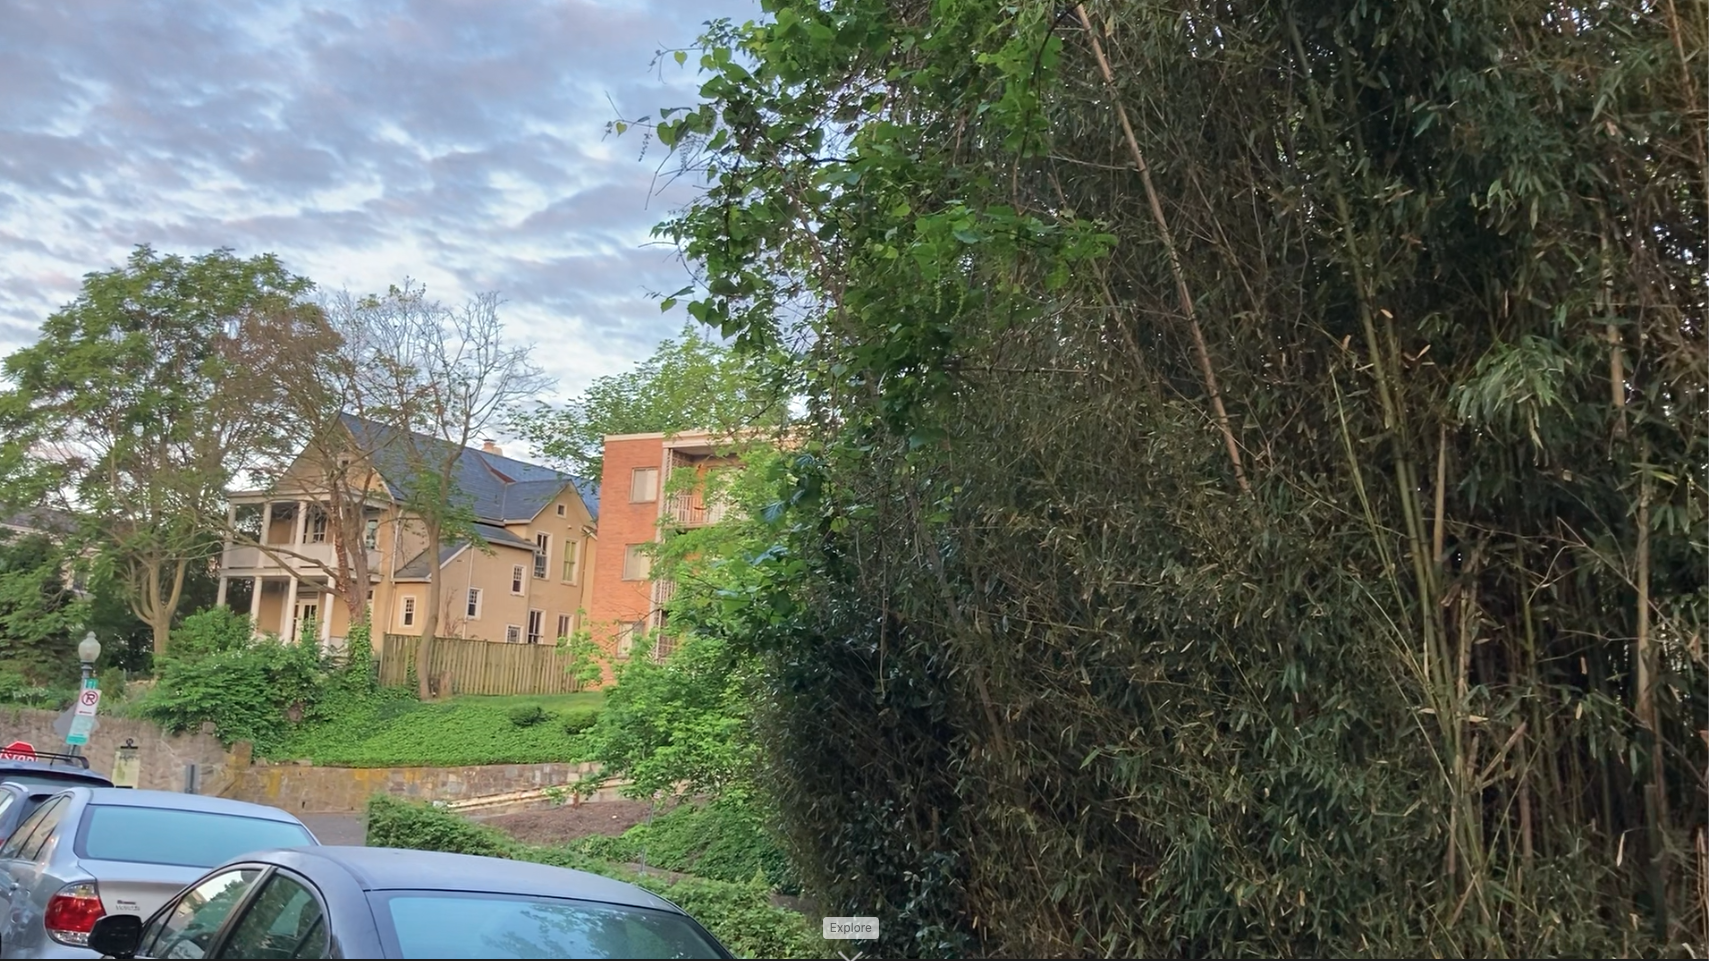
{"left": 664, "top": 493, "right": 733, "bottom": 529}
{"left": 221, "top": 542, "right": 381, "bottom": 574}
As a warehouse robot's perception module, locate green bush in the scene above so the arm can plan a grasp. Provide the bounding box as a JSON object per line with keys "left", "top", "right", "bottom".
{"left": 507, "top": 704, "right": 552, "bottom": 728}
{"left": 0, "top": 670, "right": 76, "bottom": 710}
{"left": 364, "top": 796, "right": 820, "bottom": 959}
{"left": 137, "top": 639, "right": 325, "bottom": 752}
{"left": 560, "top": 706, "right": 599, "bottom": 735}
{"left": 168, "top": 608, "right": 254, "bottom": 659}
{"left": 570, "top": 798, "right": 799, "bottom": 894}
{"left": 96, "top": 666, "right": 126, "bottom": 702}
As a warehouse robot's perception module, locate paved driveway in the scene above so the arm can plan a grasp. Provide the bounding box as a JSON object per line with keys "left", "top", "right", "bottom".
{"left": 300, "top": 814, "right": 365, "bottom": 846}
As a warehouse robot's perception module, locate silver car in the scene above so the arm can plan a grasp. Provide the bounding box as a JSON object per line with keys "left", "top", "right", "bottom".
{"left": 0, "top": 787, "right": 318, "bottom": 959}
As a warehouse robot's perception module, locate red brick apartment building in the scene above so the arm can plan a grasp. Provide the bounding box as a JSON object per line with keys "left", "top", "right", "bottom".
{"left": 586, "top": 431, "right": 744, "bottom": 663}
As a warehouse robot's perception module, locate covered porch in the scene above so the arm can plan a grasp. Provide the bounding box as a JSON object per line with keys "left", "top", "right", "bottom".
{"left": 217, "top": 574, "right": 352, "bottom": 651}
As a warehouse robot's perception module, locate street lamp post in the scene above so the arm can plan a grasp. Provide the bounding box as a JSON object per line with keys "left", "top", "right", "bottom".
{"left": 66, "top": 633, "right": 101, "bottom": 759}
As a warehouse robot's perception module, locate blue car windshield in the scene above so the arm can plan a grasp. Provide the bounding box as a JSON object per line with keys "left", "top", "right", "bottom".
{"left": 378, "top": 891, "right": 727, "bottom": 959}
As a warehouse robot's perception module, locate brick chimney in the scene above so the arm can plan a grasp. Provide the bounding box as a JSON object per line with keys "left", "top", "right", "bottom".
{"left": 481, "top": 439, "right": 503, "bottom": 457}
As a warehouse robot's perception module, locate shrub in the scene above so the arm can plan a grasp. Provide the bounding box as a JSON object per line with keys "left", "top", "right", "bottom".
{"left": 571, "top": 797, "right": 799, "bottom": 893}
{"left": 365, "top": 796, "right": 820, "bottom": 959}
{"left": 507, "top": 704, "right": 552, "bottom": 728}
{"left": 168, "top": 609, "right": 254, "bottom": 660}
{"left": 560, "top": 707, "right": 599, "bottom": 735}
{"left": 137, "top": 639, "right": 323, "bottom": 752}
{"left": 96, "top": 666, "right": 126, "bottom": 702}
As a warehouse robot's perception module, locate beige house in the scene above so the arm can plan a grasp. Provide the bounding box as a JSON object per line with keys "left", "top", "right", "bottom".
{"left": 216, "top": 415, "right": 599, "bottom": 652}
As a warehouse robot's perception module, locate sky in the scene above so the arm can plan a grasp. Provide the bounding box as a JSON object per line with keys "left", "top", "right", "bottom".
{"left": 0, "top": 0, "right": 759, "bottom": 416}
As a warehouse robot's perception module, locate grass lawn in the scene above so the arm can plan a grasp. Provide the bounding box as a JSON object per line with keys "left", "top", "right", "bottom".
{"left": 268, "top": 688, "right": 605, "bottom": 768}
{"left": 451, "top": 692, "right": 606, "bottom": 712}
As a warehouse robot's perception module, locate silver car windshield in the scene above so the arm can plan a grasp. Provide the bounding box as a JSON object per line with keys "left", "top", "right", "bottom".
{"left": 378, "top": 891, "right": 726, "bottom": 959}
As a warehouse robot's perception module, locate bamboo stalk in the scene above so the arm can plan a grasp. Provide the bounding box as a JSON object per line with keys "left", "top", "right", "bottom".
{"left": 1073, "top": 4, "right": 1250, "bottom": 495}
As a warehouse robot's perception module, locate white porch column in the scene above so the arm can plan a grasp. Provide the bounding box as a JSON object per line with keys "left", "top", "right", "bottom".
{"left": 215, "top": 577, "right": 229, "bottom": 608}
{"left": 261, "top": 502, "right": 274, "bottom": 544}
{"left": 248, "top": 576, "right": 264, "bottom": 634}
{"left": 284, "top": 576, "right": 299, "bottom": 640}
{"left": 319, "top": 584, "right": 333, "bottom": 648}
{"left": 292, "top": 500, "right": 309, "bottom": 546}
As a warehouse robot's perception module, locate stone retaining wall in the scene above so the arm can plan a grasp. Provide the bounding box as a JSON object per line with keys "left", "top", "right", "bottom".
{"left": 226, "top": 760, "right": 605, "bottom": 814}
{"left": 0, "top": 707, "right": 233, "bottom": 792}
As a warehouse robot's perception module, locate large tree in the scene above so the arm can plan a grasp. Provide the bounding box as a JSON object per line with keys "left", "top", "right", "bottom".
{"left": 0, "top": 245, "right": 332, "bottom": 654}
{"left": 511, "top": 323, "right": 783, "bottom": 479}
{"left": 0, "top": 530, "right": 87, "bottom": 683}
{"left": 333, "top": 282, "right": 547, "bottom": 696}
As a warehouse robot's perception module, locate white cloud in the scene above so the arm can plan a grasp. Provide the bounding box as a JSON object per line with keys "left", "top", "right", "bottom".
{"left": 0, "top": 0, "right": 761, "bottom": 403}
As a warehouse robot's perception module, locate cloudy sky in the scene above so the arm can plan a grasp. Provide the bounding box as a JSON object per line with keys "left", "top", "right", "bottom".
{"left": 0, "top": 0, "right": 758, "bottom": 408}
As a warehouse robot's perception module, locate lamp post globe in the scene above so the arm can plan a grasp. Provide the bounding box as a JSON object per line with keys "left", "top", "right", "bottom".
{"left": 77, "top": 633, "right": 101, "bottom": 685}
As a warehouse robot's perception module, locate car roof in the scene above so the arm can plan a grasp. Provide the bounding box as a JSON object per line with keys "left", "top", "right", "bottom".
{"left": 260, "top": 846, "right": 681, "bottom": 913}
{"left": 0, "top": 761, "right": 111, "bottom": 784}
{"left": 63, "top": 787, "right": 308, "bottom": 823}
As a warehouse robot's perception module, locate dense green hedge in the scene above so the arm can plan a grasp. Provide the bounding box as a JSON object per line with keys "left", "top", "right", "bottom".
{"left": 655, "top": 0, "right": 1708, "bottom": 956}
{"left": 365, "top": 795, "right": 821, "bottom": 959}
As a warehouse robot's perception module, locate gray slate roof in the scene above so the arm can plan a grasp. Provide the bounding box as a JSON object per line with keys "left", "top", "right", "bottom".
{"left": 339, "top": 414, "right": 598, "bottom": 524}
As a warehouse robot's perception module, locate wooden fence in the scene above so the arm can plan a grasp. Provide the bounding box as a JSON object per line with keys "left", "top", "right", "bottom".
{"left": 378, "top": 634, "right": 586, "bottom": 696}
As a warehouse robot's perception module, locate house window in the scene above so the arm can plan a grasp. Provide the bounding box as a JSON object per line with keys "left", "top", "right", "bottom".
{"left": 622, "top": 544, "right": 651, "bottom": 581}
{"left": 510, "top": 565, "right": 525, "bottom": 594}
{"left": 533, "top": 533, "right": 550, "bottom": 579}
{"left": 466, "top": 588, "right": 482, "bottom": 620}
{"left": 556, "top": 504, "right": 566, "bottom": 517}
{"left": 366, "top": 589, "right": 374, "bottom": 622}
{"left": 630, "top": 467, "right": 659, "bottom": 503}
{"left": 363, "top": 519, "right": 379, "bottom": 550}
{"left": 556, "top": 613, "right": 572, "bottom": 640}
{"left": 561, "top": 540, "right": 578, "bottom": 584}
{"left": 616, "top": 620, "right": 645, "bottom": 657}
{"left": 307, "top": 506, "right": 328, "bottom": 543}
{"left": 504, "top": 625, "right": 521, "bottom": 644}
{"left": 400, "top": 596, "right": 416, "bottom": 628}
{"left": 527, "top": 610, "right": 544, "bottom": 644}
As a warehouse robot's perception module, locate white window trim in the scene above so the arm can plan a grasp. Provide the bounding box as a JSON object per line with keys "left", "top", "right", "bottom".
{"left": 466, "top": 588, "right": 483, "bottom": 620}
{"left": 510, "top": 564, "right": 525, "bottom": 595}
{"left": 630, "top": 467, "right": 659, "bottom": 503}
{"left": 527, "top": 609, "right": 543, "bottom": 644}
{"left": 533, "top": 533, "right": 550, "bottom": 580}
{"left": 622, "top": 544, "right": 651, "bottom": 582}
{"left": 400, "top": 595, "right": 417, "bottom": 628}
{"left": 505, "top": 625, "right": 521, "bottom": 644}
{"left": 556, "top": 613, "right": 572, "bottom": 640}
{"left": 561, "top": 539, "right": 579, "bottom": 584}
{"left": 616, "top": 621, "right": 643, "bottom": 658}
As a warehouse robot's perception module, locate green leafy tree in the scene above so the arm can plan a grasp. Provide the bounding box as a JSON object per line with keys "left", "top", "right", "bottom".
{"left": 511, "top": 324, "right": 782, "bottom": 479}
{"left": 0, "top": 531, "right": 87, "bottom": 683}
{"left": 0, "top": 246, "right": 333, "bottom": 654}
{"left": 572, "top": 448, "right": 785, "bottom": 802}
